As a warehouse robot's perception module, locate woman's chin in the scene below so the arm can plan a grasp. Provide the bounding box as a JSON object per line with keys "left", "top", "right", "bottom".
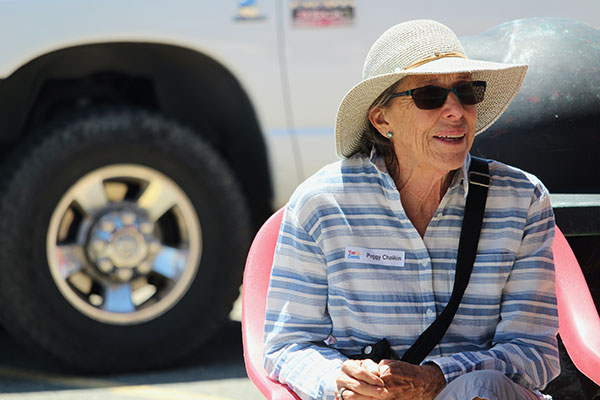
{"left": 430, "top": 151, "right": 469, "bottom": 173}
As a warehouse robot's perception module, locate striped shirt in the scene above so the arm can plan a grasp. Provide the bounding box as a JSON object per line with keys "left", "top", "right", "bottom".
{"left": 264, "top": 151, "right": 559, "bottom": 400}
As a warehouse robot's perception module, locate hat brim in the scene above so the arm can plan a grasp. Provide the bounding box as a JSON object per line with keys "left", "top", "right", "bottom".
{"left": 335, "top": 57, "right": 527, "bottom": 158}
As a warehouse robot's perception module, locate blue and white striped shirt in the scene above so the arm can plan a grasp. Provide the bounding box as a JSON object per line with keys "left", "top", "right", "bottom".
{"left": 264, "top": 151, "right": 559, "bottom": 400}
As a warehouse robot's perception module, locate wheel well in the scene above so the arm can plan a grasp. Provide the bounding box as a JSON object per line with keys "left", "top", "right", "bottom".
{"left": 0, "top": 42, "right": 272, "bottom": 229}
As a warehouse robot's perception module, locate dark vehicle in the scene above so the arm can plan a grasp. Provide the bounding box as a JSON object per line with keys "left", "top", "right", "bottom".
{"left": 465, "top": 18, "right": 600, "bottom": 399}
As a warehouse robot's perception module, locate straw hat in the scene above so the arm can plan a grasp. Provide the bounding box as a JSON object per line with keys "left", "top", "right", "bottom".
{"left": 335, "top": 19, "right": 528, "bottom": 158}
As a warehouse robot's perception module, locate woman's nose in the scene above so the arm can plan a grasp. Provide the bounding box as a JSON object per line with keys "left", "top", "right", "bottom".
{"left": 441, "top": 91, "right": 465, "bottom": 119}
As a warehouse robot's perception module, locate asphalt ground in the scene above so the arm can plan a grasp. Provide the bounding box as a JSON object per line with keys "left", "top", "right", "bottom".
{"left": 0, "top": 295, "right": 264, "bottom": 400}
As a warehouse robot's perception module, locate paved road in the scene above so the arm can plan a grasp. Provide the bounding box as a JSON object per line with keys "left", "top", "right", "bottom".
{"left": 0, "top": 304, "right": 264, "bottom": 399}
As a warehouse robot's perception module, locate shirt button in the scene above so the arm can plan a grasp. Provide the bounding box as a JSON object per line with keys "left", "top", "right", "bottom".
{"left": 436, "top": 211, "right": 443, "bottom": 218}
{"left": 426, "top": 308, "right": 435, "bottom": 318}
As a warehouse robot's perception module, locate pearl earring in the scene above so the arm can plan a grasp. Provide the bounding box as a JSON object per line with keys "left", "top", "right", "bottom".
{"left": 386, "top": 131, "right": 393, "bottom": 139}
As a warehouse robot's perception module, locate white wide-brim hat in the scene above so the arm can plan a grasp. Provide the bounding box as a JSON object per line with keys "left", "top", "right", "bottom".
{"left": 335, "top": 19, "right": 528, "bottom": 158}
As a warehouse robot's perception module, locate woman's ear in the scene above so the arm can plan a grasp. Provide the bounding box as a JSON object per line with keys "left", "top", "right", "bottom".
{"left": 368, "top": 106, "right": 391, "bottom": 138}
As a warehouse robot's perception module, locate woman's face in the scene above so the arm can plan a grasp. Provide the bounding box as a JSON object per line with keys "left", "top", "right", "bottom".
{"left": 370, "top": 73, "right": 477, "bottom": 175}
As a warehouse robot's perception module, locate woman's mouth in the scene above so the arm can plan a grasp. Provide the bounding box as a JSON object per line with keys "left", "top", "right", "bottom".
{"left": 433, "top": 133, "right": 466, "bottom": 143}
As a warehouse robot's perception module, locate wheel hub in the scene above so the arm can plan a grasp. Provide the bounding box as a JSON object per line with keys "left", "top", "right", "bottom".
{"left": 113, "top": 229, "right": 147, "bottom": 266}
{"left": 86, "top": 208, "right": 158, "bottom": 281}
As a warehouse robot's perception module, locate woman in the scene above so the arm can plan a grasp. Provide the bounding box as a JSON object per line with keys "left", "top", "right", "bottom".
{"left": 263, "top": 20, "right": 559, "bottom": 400}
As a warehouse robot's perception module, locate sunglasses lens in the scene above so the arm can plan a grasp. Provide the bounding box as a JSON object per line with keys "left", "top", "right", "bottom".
{"left": 410, "top": 81, "right": 487, "bottom": 109}
{"left": 412, "top": 86, "right": 448, "bottom": 109}
{"left": 456, "top": 81, "right": 486, "bottom": 105}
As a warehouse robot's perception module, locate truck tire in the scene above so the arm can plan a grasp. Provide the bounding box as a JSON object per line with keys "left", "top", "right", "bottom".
{"left": 0, "top": 108, "right": 251, "bottom": 372}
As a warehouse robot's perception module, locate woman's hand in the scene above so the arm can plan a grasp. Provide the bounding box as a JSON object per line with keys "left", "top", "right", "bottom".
{"left": 377, "top": 360, "right": 446, "bottom": 400}
{"left": 336, "top": 359, "right": 390, "bottom": 399}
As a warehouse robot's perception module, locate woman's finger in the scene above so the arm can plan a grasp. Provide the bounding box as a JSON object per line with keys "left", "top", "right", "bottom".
{"left": 360, "top": 359, "right": 380, "bottom": 376}
{"left": 336, "top": 386, "right": 389, "bottom": 400}
{"left": 341, "top": 360, "right": 386, "bottom": 387}
{"left": 338, "top": 360, "right": 389, "bottom": 399}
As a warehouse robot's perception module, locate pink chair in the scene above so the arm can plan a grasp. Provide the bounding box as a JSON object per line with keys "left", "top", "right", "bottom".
{"left": 241, "top": 210, "right": 600, "bottom": 397}
{"left": 554, "top": 226, "right": 600, "bottom": 385}
{"left": 241, "top": 208, "right": 299, "bottom": 400}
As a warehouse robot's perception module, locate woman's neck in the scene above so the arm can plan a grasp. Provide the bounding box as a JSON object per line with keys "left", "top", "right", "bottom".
{"left": 388, "top": 159, "right": 454, "bottom": 238}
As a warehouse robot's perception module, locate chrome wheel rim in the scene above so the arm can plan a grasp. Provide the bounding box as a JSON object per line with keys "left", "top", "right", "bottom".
{"left": 47, "top": 164, "right": 201, "bottom": 325}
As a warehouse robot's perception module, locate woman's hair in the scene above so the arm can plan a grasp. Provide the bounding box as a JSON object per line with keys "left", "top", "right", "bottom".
{"left": 358, "top": 79, "right": 403, "bottom": 179}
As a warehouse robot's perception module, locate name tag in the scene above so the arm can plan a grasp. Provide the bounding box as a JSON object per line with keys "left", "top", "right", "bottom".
{"left": 345, "top": 246, "right": 405, "bottom": 267}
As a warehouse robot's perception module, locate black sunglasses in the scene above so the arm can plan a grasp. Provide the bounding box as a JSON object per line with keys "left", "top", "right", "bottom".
{"left": 389, "top": 80, "right": 487, "bottom": 110}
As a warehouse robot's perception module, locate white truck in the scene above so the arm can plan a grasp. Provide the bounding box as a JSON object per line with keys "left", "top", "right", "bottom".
{"left": 0, "top": 2, "right": 598, "bottom": 396}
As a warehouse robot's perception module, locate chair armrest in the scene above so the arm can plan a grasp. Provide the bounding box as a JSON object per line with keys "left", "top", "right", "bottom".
{"left": 555, "top": 227, "right": 600, "bottom": 385}
{"left": 242, "top": 209, "right": 300, "bottom": 399}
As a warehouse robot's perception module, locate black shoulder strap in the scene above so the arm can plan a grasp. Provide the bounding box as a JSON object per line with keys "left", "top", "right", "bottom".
{"left": 400, "top": 156, "right": 490, "bottom": 364}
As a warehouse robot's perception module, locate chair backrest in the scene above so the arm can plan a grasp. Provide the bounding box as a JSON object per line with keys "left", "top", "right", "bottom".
{"left": 241, "top": 211, "right": 600, "bottom": 394}
{"left": 241, "top": 208, "right": 300, "bottom": 400}
{"left": 554, "top": 226, "right": 600, "bottom": 385}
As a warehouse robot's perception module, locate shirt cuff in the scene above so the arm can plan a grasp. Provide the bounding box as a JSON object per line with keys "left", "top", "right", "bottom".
{"left": 318, "top": 361, "right": 344, "bottom": 400}
{"left": 421, "top": 356, "right": 467, "bottom": 383}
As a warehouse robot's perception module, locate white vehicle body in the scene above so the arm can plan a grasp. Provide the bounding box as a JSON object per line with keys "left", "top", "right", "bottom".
{"left": 2, "top": 0, "right": 597, "bottom": 205}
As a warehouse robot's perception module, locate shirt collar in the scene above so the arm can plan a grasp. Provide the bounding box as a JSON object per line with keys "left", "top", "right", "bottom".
{"left": 455, "top": 153, "right": 471, "bottom": 198}
{"left": 369, "top": 146, "right": 471, "bottom": 198}
{"left": 368, "top": 146, "right": 388, "bottom": 174}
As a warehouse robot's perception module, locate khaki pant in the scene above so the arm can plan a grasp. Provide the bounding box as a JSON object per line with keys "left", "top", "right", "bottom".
{"left": 434, "top": 370, "right": 542, "bottom": 400}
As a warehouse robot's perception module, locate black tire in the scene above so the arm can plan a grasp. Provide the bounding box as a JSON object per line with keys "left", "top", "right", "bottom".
{"left": 0, "top": 108, "right": 251, "bottom": 372}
